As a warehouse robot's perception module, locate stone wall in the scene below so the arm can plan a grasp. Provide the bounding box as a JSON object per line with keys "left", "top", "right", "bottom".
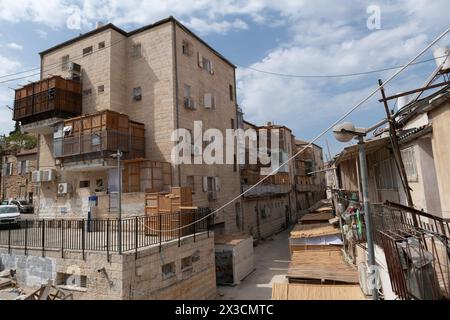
{"left": 0, "top": 233, "right": 216, "bottom": 300}
{"left": 1, "top": 152, "right": 37, "bottom": 202}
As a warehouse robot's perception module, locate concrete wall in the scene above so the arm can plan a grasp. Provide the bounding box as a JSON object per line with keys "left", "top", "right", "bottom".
{"left": 0, "top": 233, "right": 216, "bottom": 300}
{"left": 241, "top": 195, "right": 289, "bottom": 240}
{"left": 430, "top": 101, "right": 450, "bottom": 219}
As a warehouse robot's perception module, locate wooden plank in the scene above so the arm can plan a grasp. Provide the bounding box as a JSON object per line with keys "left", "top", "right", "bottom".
{"left": 287, "top": 250, "right": 359, "bottom": 284}
{"left": 272, "top": 283, "right": 366, "bottom": 300}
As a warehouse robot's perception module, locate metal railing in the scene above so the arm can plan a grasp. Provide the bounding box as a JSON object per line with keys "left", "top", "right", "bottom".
{"left": 371, "top": 202, "right": 450, "bottom": 300}
{"left": 0, "top": 208, "right": 213, "bottom": 260}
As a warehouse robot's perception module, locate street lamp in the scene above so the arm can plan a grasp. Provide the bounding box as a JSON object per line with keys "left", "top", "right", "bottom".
{"left": 333, "top": 122, "right": 379, "bottom": 300}
{"left": 111, "top": 150, "right": 123, "bottom": 253}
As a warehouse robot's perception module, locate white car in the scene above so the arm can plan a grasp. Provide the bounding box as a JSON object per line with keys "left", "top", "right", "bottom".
{"left": 0, "top": 205, "right": 22, "bottom": 227}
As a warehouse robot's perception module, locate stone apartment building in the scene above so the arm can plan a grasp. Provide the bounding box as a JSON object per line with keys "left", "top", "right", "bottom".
{"left": 1, "top": 149, "right": 37, "bottom": 203}
{"left": 16, "top": 17, "right": 241, "bottom": 233}
{"left": 293, "top": 139, "right": 326, "bottom": 212}
{"left": 239, "top": 121, "right": 309, "bottom": 240}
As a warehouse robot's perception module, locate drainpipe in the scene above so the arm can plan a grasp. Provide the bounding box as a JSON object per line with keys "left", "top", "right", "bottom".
{"left": 172, "top": 20, "right": 181, "bottom": 187}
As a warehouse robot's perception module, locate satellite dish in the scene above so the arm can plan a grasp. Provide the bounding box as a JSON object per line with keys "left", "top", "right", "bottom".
{"left": 333, "top": 122, "right": 356, "bottom": 143}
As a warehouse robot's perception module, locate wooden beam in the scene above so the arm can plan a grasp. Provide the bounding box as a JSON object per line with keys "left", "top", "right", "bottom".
{"left": 378, "top": 80, "right": 450, "bottom": 103}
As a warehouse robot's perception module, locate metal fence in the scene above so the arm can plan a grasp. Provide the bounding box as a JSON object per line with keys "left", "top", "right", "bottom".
{"left": 371, "top": 202, "right": 450, "bottom": 300}
{"left": 0, "top": 208, "right": 213, "bottom": 260}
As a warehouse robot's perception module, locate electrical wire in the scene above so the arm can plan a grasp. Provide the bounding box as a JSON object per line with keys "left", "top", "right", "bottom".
{"left": 142, "top": 26, "right": 450, "bottom": 233}
{"left": 0, "top": 41, "right": 448, "bottom": 84}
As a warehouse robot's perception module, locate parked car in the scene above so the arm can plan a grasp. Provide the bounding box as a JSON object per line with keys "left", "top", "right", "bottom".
{"left": 0, "top": 205, "right": 21, "bottom": 227}
{"left": 8, "top": 200, "right": 34, "bottom": 214}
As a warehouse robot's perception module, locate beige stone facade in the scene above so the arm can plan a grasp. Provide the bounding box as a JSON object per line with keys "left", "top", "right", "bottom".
{"left": 31, "top": 18, "right": 241, "bottom": 231}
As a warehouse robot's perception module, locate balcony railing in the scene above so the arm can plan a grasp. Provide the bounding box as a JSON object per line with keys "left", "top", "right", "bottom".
{"left": 371, "top": 201, "right": 450, "bottom": 300}
{"left": 242, "top": 184, "right": 291, "bottom": 197}
{"left": 13, "top": 88, "right": 81, "bottom": 124}
{"left": 0, "top": 208, "right": 213, "bottom": 260}
{"left": 54, "top": 129, "right": 144, "bottom": 161}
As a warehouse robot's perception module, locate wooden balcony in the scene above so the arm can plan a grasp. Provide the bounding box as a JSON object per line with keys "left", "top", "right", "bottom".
{"left": 13, "top": 76, "right": 82, "bottom": 125}
{"left": 54, "top": 110, "right": 145, "bottom": 167}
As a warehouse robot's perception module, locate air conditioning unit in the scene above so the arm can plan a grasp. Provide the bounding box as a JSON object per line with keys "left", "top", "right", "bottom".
{"left": 31, "top": 171, "right": 42, "bottom": 183}
{"left": 58, "top": 183, "right": 72, "bottom": 195}
{"left": 69, "top": 62, "right": 81, "bottom": 73}
{"left": 184, "top": 97, "right": 195, "bottom": 110}
{"left": 208, "top": 191, "right": 217, "bottom": 202}
{"left": 41, "top": 169, "right": 56, "bottom": 182}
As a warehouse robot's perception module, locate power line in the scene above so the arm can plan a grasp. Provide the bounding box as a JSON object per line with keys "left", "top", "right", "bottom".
{"left": 143, "top": 25, "right": 450, "bottom": 233}
{"left": 0, "top": 41, "right": 447, "bottom": 85}
{"left": 238, "top": 55, "right": 447, "bottom": 79}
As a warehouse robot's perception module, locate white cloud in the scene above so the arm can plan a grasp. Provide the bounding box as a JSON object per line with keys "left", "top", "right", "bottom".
{"left": 0, "top": 54, "right": 22, "bottom": 134}
{"left": 6, "top": 42, "right": 23, "bottom": 50}
{"left": 185, "top": 18, "right": 248, "bottom": 36}
{"left": 35, "top": 29, "right": 48, "bottom": 38}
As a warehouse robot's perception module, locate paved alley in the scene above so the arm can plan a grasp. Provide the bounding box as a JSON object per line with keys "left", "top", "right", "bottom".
{"left": 217, "top": 229, "right": 291, "bottom": 300}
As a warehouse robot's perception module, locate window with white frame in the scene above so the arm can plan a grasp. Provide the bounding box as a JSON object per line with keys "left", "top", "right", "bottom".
{"left": 401, "top": 147, "right": 418, "bottom": 182}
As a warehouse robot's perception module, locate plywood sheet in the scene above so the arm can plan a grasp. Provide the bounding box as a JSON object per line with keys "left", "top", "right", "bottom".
{"left": 272, "top": 283, "right": 366, "bottom": 300}
{"left": 287, "top": 250, "right": 359, "bottom": 284}
{"left": 290, "top": 223, "right": 340, "bottom": 239}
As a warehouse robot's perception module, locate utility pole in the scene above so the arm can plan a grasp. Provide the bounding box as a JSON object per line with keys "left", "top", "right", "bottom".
{"left": 357, "top": 135, "right": 379, "bottom": 300}
{"left": 378, "top": 79, "right": 417, "bottom": 227}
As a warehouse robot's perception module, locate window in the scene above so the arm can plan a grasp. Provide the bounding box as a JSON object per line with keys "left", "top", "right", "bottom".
{"left": 5, "top": 163, "right": 13, "bottom": 176}
{"left": 83, "top": 88, "right": 92, "bottom": 96}
{"left": 131, "top": 43, "right": 142, "bottom": 58}
{"left": 401, "top": 147, "right": 418, "bottom": 182}
{"left": 62, "top": 55, "right": 70, "bottom": 70}
{"left": 229, "top": 84, "right": 234, "bottom": 101}
{"left": 184, "top": 84, "right": 191, "bottom": 98}
{"left": 181, "top": 256, "right": 193, "bottom": 271}
{"left": 162, "top": 262, "right": 175, "bottom": 279}
{"left": 98, "top": 41, "right": 105, "bottom": 49}
{"left": 186, "top": 176, "right": 195, "bottom": 193}
{"left": 184, "top": 84, "right": 194, "bottom": 109}
{"left": 203, "top": 176, "right": 220, "bottom": 192}
{"left": 182, "top": 40, "right": 191, "bottom": 56}
{"left": 95, "top": 179, "right": 104, "bottom": 192}
{"left": 198, "top": 52, "right": 213, "bottom": 74}
{"left": 133, "top": 87, "right": 142, "bottom": 101}
{"left": 202, "top": 56, "right": 211, "bottom": 72}
{"left": 204, "top": 93, "right": 216, "bottom": 109}
{"left": 98, "top": 85, "right": 105, "bottom": 93}
{"left": 18, "top": 161, "right": 27, "bottom": 175}
{"left": 231, "top": 119, "right": 235, "bottom": 130}
{"left": 83, "top": 46, "right": 93, "bottom": 56}
{"left": 79, "top": 180, "right": 90, "bottom": 188}
{"left": 56, "top": 272, "right": 87, "bottom": 289}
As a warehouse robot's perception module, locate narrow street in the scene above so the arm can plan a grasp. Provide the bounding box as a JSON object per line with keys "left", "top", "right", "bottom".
{"left": 217, "top": 229, "right": 291, "bottom": 300}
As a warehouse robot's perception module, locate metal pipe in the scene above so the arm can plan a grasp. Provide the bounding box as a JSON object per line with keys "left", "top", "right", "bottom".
{"left": 117, "top": 150, "right": 122, "bottom": 254}
{"left": 357, "top": 136, "right": 379, "bottom": 300}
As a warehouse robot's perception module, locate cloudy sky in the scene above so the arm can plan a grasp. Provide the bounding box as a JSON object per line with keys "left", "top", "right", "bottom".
{"left": 0, "top": 0, "right": 449, "bottom": 157}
